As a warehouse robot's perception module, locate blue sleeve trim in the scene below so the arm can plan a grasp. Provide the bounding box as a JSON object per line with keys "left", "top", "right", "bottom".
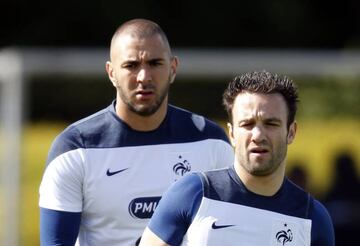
{"left": 40, "top": 208, "right": 81, "bottom": 246}
{"left": 148, "top": 174, "right": 203, "bottom": 245}
{"left": 310, "top": 199, "right": 335, "bottom": 246}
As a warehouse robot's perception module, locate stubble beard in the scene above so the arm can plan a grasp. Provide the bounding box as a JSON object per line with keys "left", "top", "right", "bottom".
{"left": 239, "top": 143, "right": 288, "bottom": 177}
{"left": 119, "top": 75, "right": 171, "bottom": 117}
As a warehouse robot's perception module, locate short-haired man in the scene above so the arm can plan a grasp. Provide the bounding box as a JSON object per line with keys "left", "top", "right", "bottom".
{"left": 140, "top": 71, "right": 335, "bottom": 246}
{"left": 39, "top": 19, "right": 234, "bottom": 246}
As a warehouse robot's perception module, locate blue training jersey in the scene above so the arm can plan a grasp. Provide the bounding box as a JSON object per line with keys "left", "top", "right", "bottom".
{"left": 148, "top": 167, "right": 335, "bottom": 246}
{"left": 39, "top": 101, "right": 234, "bottom": 246}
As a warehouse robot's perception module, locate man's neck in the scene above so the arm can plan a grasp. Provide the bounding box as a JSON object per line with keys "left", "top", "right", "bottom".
{"left": 234, "top": 162, "right": 285, "bottom": 196}
{"left": 115, "top": 101, "right": 168, "bottom": 132}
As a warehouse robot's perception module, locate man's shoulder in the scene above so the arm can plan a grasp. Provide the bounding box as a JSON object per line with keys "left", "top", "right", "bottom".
{"left": 310, "top": 197, "right": 333, "bottom": 223}
{"left": 57, "top": 105, "right": 112, "bottom": 141}
{"left": 47, "top": 105, "right": 119, "bottom": 162}
{"left": 309, "top": 197, "right": 335, "bottom": 245}
{"left": 169, "top": 105, "right": 228, "bottom": 141}
{"left": 169, "top": 105, "right": 219, "bottom": 128}
{"left": 202, "top": 168, "right": 231, "bottom": 183}
{"left": 197, "top": 168, "right": 234, "bottom": 200}
{"left": 68, "top": 105, "right": 114, "bottom": 133}
{"left": 284, "top": 178, "right": 309, "bottom": 198}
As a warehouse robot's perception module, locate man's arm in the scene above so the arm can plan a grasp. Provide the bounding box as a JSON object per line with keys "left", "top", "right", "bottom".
{"left": 311, "top": 199, "right": 335, "bottom": 246}
{"left": 40, "top": 208, "right": 81, "bottom": 245}
{"left": 140, "top": 174, "right": 203, "bottom": 246}
{"left": 39, "top": 130, "right": 84, "bottom": 245}
{"left": 139, "top": 227, "right": 170, "bottom": 246}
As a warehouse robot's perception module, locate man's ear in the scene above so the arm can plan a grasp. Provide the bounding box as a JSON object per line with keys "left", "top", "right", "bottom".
{"left": 106, "top": 61, "right": 118, "bottom": 87}
{"left": 169, "top": 56, "right": 179, "bottom": 84}
{"left": 227, "top": 122, "right": 236, "bottom": 147}
{"left": 287, "top": 121, "right": 297, "bottom": 144}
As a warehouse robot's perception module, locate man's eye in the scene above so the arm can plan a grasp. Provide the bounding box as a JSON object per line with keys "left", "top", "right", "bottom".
{"left": 123, "top": 63, "right": 138, "bottom": 69}
{"left": 267, "top": 122, "right": 280, "bottom": 127}
{"left": 149, "top": 61, "right": 162, "bottom": 66}
{"left": 240, "top": 122, "right": 253, "bottom": 128}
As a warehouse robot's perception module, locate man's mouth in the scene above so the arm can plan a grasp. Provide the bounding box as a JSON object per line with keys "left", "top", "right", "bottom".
{"left": 249, "top": 147, "right": 269, "bottom": 154}
{"left": 135, "top": 90, "right": 154, "bottom": 100}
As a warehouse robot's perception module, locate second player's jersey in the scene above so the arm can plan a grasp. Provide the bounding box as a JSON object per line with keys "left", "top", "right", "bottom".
{"left": 148, "top": 167, "right": 335, "bottom": 246}
{"left": 39, "top": 102, "right": 234, "bottom": 246}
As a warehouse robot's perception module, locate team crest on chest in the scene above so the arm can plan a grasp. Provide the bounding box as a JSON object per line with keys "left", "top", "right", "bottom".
{"left": 173, "top": 155, "right": 191, "bottom": 176}
{"left": 275, "top": 223, "right": 293, "bottom": 245}
{"left": 271, "top": 219, "right": 302, "bottom": 246}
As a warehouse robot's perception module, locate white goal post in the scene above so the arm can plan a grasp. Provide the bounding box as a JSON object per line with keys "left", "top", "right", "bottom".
{"left": 0, "top": 49, "right": 23, "bottom": 246}
{"left": 0, "top": 47, "right": 360, "bottom": 245}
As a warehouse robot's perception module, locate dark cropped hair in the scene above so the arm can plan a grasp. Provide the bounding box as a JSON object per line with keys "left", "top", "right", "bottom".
{"left": 110, "top": 19, "right": 172, "bottom": 57}
{"left": 223, "top": 70, "right": 299, "bottom": 128}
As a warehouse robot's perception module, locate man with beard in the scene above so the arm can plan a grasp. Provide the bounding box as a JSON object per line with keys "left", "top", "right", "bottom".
{"left": 39, "top": 19, "right": 234, "bottom": 246}
{"left": 139, "top": 71, "right": 334, "bottom": 246}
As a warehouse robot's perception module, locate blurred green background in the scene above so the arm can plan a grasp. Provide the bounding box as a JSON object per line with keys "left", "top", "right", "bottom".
{"left": 19, "top": 75, "right": 359, "bottom": 244}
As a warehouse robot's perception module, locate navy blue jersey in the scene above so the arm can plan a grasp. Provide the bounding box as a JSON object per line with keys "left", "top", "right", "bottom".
{"left": 148, "top": 167, "right": 335, "bottom": 246}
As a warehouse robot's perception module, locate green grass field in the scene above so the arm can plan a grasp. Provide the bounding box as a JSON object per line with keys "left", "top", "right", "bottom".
{"left": 18, "top": 118, "right": 360, "bottom": 245}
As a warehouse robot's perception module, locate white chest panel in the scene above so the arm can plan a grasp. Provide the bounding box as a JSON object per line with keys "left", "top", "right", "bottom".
{"left": 40, "top": 139, "right": 232, "bottom": 246}
{"left": 182, "top": 197, "right": 312, "bottom": 246}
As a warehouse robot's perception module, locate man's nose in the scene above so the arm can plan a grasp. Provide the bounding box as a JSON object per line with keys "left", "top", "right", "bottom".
{"left": 136, "top": 68, "right": 151, "bottom": 83}
{"left": 251, "top": 126, "right": 266, "bottom": 143}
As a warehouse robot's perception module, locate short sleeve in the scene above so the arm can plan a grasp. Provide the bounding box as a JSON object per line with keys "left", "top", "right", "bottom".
{"left": 39, "top": 133, "right": 85, "bottom": 212}
{"left": 148, "top": 173, "right": 203, "bottom": 246}
{"left": 310, "top": 199, "right": 335, "bottom": 246}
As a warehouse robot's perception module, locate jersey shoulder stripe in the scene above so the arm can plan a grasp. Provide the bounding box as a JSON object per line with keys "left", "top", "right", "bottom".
{"left": 200, "top": 168, "right": 311, "bottom": 219}
{"left": 46, "top": 102, "right": 230, "bottom": 165}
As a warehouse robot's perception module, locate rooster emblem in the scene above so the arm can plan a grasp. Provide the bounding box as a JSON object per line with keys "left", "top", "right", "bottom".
{"left": 276, "top": 224, "right": 293, "bottom": 245}
{"left": 173, "top": 155, "right": 191, "bottom": 176}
